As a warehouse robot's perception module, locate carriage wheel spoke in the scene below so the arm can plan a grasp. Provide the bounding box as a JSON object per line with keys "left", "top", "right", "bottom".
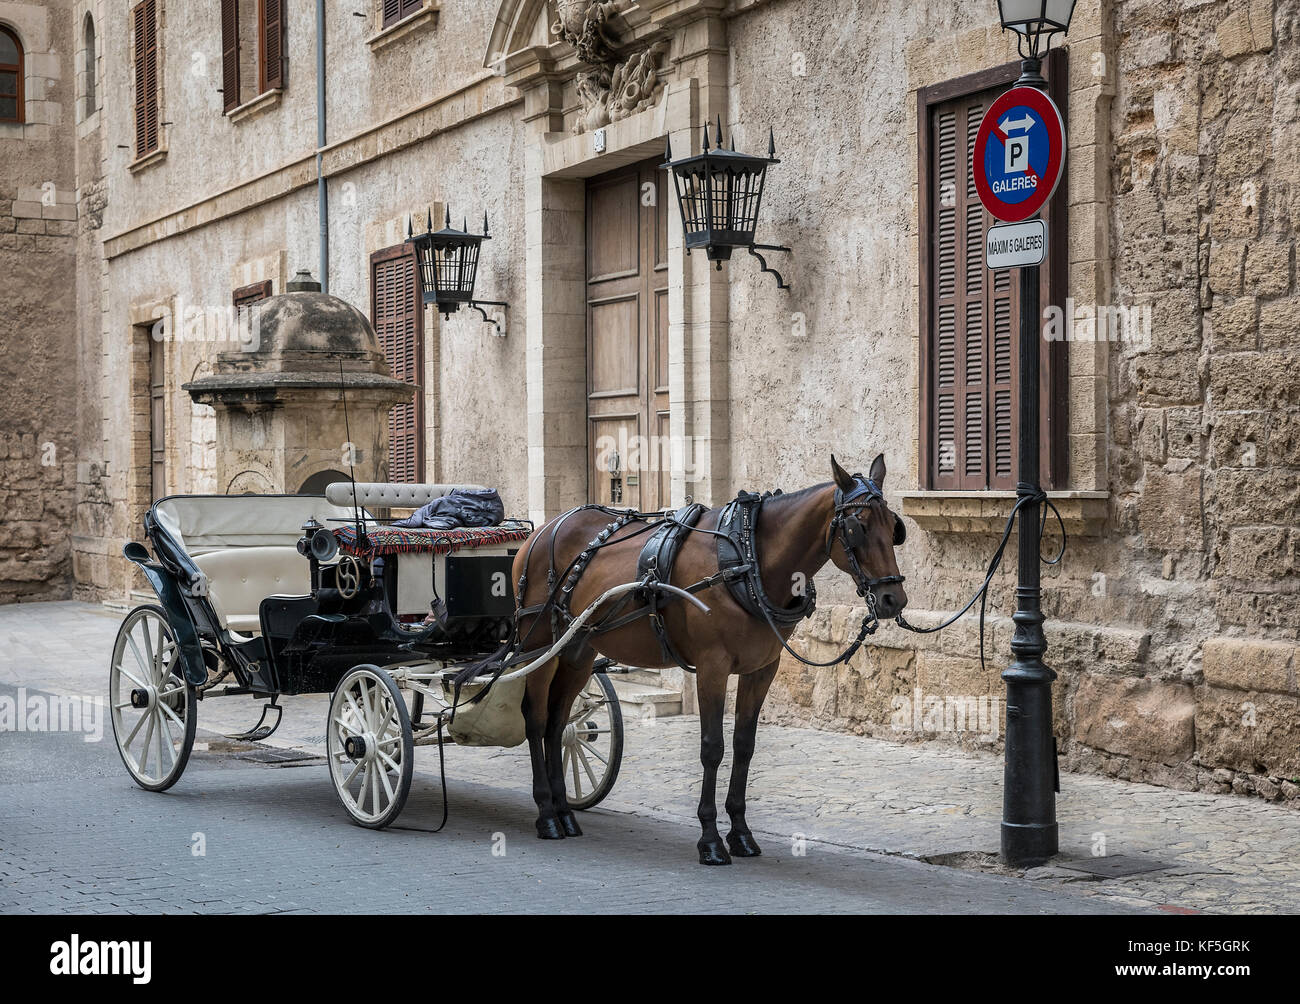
{"left": 570, "top": 746, "right": 581, "bottom": 798}
{"left": 123, "top": 708, "right": 148, "bottom": 749}
{"left": 577, "top": 739, "right": 608, "bottom": 766}
{"left": 378, "top": 765, "right": 395, "bottom": 802}
{"left": 371, "top": 766, "right": 381, "bottom": 813}
{"left": 139, "top": 712, "right": 155, "bottom": 774}
{"left": 576, "top": 743, "right": 600, "bottom": 787}
{"left": 126, "top": 635, "right": 150, "bottom": 680}
{"left": 117, "top": 662, "right": 147, "bottom": 690}
{"left": 377, "top": 748, "right": 400, "bottom": 774}
{"left": 158, "top": 699, "right": 185, "bottom": 732}
{"left": 343, "top": 760, "right": 363, "bottom": 789}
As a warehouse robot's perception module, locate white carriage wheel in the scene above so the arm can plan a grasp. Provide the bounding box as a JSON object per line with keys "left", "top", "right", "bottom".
{"left": 109, "top": 604, "right": 198, "bottom": 793}
{"left": 562, "top": 672, "right": 624, "bottom": 811}
{"left": 327, "top": 665, "right": 413, "bottom": 829}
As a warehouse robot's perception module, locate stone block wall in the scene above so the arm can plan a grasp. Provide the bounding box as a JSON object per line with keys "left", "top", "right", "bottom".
{"left": 765, "top": 0, "right": 1300, "bottom": 805}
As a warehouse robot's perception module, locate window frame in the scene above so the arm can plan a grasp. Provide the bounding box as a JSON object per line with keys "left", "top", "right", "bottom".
{"left": 0, "top": 25, "right": 24, "bottom": 125}
{"left": 916, "top": 51, "right": 1069, "bottom": 492}
{"left": 83, "top": 13, "right": 97, "bottom": 118}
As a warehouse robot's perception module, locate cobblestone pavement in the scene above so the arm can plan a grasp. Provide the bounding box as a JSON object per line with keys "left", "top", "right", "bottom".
{"left": 2, "top": 601, "right": 1296, "bottom": 913}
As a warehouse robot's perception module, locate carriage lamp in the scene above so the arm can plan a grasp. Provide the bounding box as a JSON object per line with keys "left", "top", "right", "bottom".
{"left": 406, "top": 208, "right": 509, "bottom": 334}
{"left": 997, "top": 0, "right": 1076, "bottom": 59}
{"left": 662, "top": 117, "right": 792, "bottom": 291}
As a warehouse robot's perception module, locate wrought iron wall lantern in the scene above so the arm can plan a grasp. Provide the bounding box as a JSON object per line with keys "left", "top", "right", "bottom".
{"left": 661, "top": 118, "right": 792, "bottom": 291}
{"left": 997, "top": 0, "right": 1077, "bottom": 60}
{"left": 405, "top": 208, "right": 509, "bottom": 335}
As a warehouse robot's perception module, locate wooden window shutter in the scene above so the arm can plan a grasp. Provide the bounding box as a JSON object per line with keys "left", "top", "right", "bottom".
{"left": 232, "top": 279, "right": 272, "bottom": 308}
{"left": 383, "top": 0, "right": 423, "bottom": 29}
{"left": 371, "top": 247, "right": 424, "bottom": 484}
{"left": 918, "top": 55, "right": 1069, "bottom": 492}
{"left": 260, "top": 0, "right": 284, "bottom": 92}
{"left": 221, "top": 0, "right": 239, "bottom": 112}
{"left": 132, "top": 0, "right": 159, "bottom": 158}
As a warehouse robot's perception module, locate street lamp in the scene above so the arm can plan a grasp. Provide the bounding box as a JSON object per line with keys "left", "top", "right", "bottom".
{"left": 406, "top": 208, "right": 509, "bottom": 333}
{"left": 662, "top": 117, "right": 792, "bottom": 290}
{"left": 993, "top": 1, "right": 1073, "bottom": 867}
{"left": 997, "top": 0, "right": 1077, "bottom": 60}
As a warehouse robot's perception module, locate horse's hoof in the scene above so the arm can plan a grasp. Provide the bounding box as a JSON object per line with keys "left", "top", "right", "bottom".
{"left": 558, "top": 811, "right": 583, "bottom": 837}
{"left": 698, "top": 840, "right": 732, "bottom": 866}
{"left": 727, "top": 832, "right": 762, "bottom": 857}
{"left": 536, "top": 817, "right": 566, "bottom": 840}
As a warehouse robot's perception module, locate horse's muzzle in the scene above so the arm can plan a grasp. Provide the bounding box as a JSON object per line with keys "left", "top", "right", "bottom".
{"left": 874, "top": 584, "right": 907, "bottom": 619}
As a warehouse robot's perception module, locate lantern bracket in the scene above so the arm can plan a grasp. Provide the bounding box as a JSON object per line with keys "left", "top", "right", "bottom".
{"left": 467, "top": 299, "right": 509, "bottom": 336}
{"left": 746, "top": 244, "right": 792, "bottom": 292}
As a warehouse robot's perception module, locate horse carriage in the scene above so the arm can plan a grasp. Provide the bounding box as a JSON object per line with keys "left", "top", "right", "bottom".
{"left": 109, "top": 483, "right": 625, "bottom": 828}
{"left": 112, "top": 455, "right": 912, "bottom": 862}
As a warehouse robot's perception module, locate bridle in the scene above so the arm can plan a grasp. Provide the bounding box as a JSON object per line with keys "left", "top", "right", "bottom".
{"left": 826, "top": 474, "right": 906, "bottom": 602}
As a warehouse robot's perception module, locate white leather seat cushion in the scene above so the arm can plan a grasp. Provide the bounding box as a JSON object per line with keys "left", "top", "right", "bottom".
{"left": 325, "top": 482, "right": 488, "bottom": 510}
{"left": 193, "top": 547, "right": 311, "bottom": 634}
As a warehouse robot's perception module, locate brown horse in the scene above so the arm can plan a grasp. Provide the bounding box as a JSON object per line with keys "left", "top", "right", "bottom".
{"left": 510, "top": 454, "right": 907, "bottom": 864}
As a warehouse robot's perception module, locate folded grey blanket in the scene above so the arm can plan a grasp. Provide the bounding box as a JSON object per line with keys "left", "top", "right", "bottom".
{"left": 390, "top": 487, "right": 505, "bottom": 531}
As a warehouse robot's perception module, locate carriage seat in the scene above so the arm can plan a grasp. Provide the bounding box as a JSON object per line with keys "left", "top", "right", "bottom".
{"left": 192, "top": 547, "right": 310, "bottom": 636}
{"left": 324, "top": 482, "right": 490, "bottom": 511}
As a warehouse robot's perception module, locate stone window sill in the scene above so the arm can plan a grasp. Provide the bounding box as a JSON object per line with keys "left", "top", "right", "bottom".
{"left": 367, "top": 5, "right": 439, "bottom": 52}
{"left": 227, "top": 88, "right": 283, "bottom": 124}
{"left": 128, "top": 147, "right": 168, "bottom": 174}
{"left": 899, "top": 490, "right": 1110, "bottom": 536}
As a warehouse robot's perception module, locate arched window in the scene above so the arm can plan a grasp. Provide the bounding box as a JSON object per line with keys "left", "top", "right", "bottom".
{"left": 0, "top": 26, "right": 22, "bottom": 124}
{"left": 83, "top": 15, "right": 96, "bottom": 116}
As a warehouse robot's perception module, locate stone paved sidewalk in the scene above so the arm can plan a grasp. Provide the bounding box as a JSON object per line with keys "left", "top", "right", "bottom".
{"left": 3, "top": 601, "right": 1297, "bottom": 913}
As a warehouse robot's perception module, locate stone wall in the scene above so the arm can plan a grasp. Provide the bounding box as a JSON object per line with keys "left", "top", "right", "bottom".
{"left": 764, "top": 0, "right": 1300, "bottom": 802}
{"left": 0, "top": 0, "right": 79, "bottom": 604}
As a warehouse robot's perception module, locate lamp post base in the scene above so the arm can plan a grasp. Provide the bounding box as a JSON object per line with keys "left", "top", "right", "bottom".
{"left": 1000, "top": 821, "right": 1059, "bottom": 868}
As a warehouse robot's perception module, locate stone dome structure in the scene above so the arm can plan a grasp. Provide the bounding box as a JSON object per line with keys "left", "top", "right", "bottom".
{"left": 183, "top": 272, "right": 415, "bottom": 494}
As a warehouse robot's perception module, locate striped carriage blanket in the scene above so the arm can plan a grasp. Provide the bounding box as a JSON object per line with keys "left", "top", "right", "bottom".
{"left": 333, "top": 522, "right": 533, "bottom": 559}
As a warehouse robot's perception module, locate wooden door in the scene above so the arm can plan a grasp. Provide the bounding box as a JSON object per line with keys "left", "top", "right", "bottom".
{"left": 586, "top": 158, "right": 669, "bottom": 511}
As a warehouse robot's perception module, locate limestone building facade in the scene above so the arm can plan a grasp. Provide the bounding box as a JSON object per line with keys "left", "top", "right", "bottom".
{"left": 1, "top": 0, "right": 1297, "bottom": 800}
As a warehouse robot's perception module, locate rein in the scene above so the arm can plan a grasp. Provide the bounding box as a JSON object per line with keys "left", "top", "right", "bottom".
{"left": 893, "top": 482, "right": 1067, "bottom": 671}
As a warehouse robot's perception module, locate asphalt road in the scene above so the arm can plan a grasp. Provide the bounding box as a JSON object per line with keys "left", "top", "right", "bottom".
{"left": 0, "top": 682, "right": 1135, "bottom": 915}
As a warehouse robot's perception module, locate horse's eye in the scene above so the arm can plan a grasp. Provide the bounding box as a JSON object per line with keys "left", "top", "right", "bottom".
{"left": 893, "top": 517, "right": 907, "bottom": 546}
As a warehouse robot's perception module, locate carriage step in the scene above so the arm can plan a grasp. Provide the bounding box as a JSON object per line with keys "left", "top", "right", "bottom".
{"left": 610, "top": 680, "right": 682, "bottom": 719}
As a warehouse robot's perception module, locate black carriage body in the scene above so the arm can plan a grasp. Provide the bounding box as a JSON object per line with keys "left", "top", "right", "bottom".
{"left": 125, "top": 494, "right": 519, "bottom": 699}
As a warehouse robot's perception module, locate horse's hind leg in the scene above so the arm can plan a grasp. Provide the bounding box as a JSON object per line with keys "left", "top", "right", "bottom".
{"left": 544, "top": 651, "right": 594, "bottom": 838}
{"left": 725, "top": 658, "right": 779, "bottom": 858}
{"left": 694, "top": 660, "right": 732, "bottom": 865}
{"left": 524, "top": 658, "right": 565, "bottom": 839}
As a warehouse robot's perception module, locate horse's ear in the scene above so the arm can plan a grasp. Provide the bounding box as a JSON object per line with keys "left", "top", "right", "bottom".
{"left": 830, "top": 455, "right": 856, "bottom": 493}
{"left": 868, "top": 453, "right": 887, "bottom": 488}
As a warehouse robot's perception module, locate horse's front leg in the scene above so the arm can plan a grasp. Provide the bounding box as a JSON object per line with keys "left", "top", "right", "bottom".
{"left": 725, "top": 658, "right": 779, "bottom": 858}
{"left": 524, "top": 660, "right": 564, "bottom": 839}
{"left": 694, "top": 662, "right": 731, "bottom": 865}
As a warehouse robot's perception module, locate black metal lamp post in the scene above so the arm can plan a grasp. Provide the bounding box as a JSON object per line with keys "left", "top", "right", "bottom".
{"left": 995, "top": 0, "right": 1074, "bottom": 867}
{"left": 406, "top": 208, "right": 509, "bottom": 333}
{"left": 662, "top": 118, "right": 792, "bottom": 290}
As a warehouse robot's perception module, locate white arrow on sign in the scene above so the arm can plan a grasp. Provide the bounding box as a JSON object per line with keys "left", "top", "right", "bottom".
{"left": 999, "top": 114, "right": 1035, "bottom": 135}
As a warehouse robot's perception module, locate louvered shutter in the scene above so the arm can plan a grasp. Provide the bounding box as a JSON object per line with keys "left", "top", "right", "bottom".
{"left": 383, "top": 0, "right": 424, "bottom": 28}
{"left": 261, "top": 0, "right": 284, "bottom": 91}
{"left": 371, "top": 249, "right": 424, "bottom": 484}
{"left": 221, "top": 0, "right": 239, "bottom": 112}
{"left": 132, "top": 1, "right": 159, "bottom": 158}
{"left": 927, "top": 87, "right": 1019, "bottom": 490}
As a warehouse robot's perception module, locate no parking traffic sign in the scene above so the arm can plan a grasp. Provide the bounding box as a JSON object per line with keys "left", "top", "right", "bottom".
{"left": 973, "top": 86, "right": 1066, "bottom": 224}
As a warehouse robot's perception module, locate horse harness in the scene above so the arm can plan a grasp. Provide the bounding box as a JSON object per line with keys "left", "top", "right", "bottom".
{"left": 512, "top": 474, "right": 904, "bottom": 675}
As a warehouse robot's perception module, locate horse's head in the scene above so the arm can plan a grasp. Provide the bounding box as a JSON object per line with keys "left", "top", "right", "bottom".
{"left": 826, "top": 453, "right": 908, "bottom": 619}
